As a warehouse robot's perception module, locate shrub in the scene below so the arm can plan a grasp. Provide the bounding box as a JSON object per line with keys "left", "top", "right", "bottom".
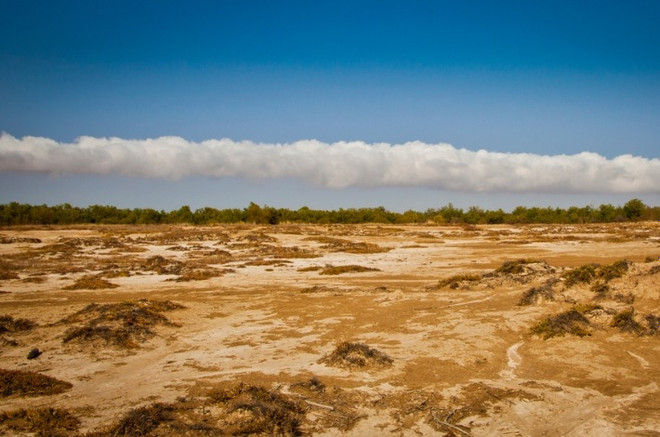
{"left": 597, "top": 259, "right": 630, "bottom": 282}
{"left": 518, "top": 279, "right": 557, "bottom": 305}
{"left": 496, "top": 259, "right": 544, "bottom": 275}
{"left": 530, "top": 309, "right": 591, "bottom": 339}
{"left": 562, "top": 264, "right": 598, "bottom": 287}
{"left": 611, "top": 308, "right": 643, "bottom": 334}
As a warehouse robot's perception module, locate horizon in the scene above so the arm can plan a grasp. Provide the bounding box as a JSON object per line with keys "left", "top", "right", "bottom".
{"left": 2, "top": 1, "right": 659, "bottom": 210}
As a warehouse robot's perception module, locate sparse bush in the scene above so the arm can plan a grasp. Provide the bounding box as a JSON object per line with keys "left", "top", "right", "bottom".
{"left": 645, "top": 314, "right": 659, "bottom": 335}
{"left": 518, "top": 279, "right": 558, "bottom": 305}
{"left": 530, "top": 309, "right": 591, "bottom": 339}
{"left": 0, "top": 369, "right": 72, "bottom": 397}
{"left": 208, "top": 383, "right": 305, "bottom": 436}
{"left": 496, "top": 259, "right": 544, "bottom": 275}
{"left": 611, "top": 308, "right": 643, "bottom": 334}
{"left": 590, "top": 281, "right": 609, "bottom": 295}
{"left": 320, "top": 341, "right": 393, "bottom": 369}
{"left": 597, "top": 259, "right": 630, "bottom": 282}
{"left": 562, "top": 264, "right": 598, "bottom": 287}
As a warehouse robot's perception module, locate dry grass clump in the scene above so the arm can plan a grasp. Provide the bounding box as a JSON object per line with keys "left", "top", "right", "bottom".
{"left": 63, "top": 274, "right": 119, "bottom": 290}
{"left": 93, "top": 383, "right": 307, "bottom": 436}
{"left": 61, "top": 299, "right": 184, "bottom": 348}
{"left": 518, "top": 278, "right": 558, "bottom": 305}
{"left": 610, "top": 308, "right": 644, "bottom": 334}
{"left": 0, "top": 407, "right": 80, "bottom": 436}
{"left": 562, "top": 263, "right": 598, "bottom": 287}
{"left": 530, "top": 306, "right": 595, "bottom": 339}
{"left": 495, "top": 258, "right": 546, "bottom": 275}
{"left": 320, "top": 341, "right": 393, "bottom": 369}
{"left": 139, "top": 255, "right": 184, "bottom": 275}
{"left": 563, "top": 259, "right": 630, "bottom": 288}
{"left": 435, "top": 273, "right": 482, "bottom": 290}
{"left": 319, "top": 265, "right": 381, "bottom": 275}
{"left": 93, "top": 402, "right": 177, "bottom": 436}
{"left": 208, "top": 383, "right": 306, "bottom": 436}
{"left": 0, "top": 369, "right": 73, "bottom": 397}
{"left": 645, "top": 314, "right": 659, "bottom": 335}
{"left": 597, "top": 259, "right": 630, "bottom": 282}
{"left": 0, "top": 314, "right": 37, "bottom": 333}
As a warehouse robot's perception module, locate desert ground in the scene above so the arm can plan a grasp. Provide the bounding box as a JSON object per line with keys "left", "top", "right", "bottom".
{"left": 0, "top": 222, "right": 659, "bottom": 436}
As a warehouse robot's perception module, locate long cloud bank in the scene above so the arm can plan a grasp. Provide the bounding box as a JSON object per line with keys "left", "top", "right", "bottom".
{"left": 1, "top": 133, "right": 658, "bottom": 193}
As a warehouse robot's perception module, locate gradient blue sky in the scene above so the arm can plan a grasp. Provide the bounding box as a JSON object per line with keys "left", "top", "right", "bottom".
{"left": 1, "top": 0, "right": 659, "bottom": 211}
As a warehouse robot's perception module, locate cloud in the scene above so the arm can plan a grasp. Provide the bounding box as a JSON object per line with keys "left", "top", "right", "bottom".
{"left": 1, "top": 133, "right": 658, "bottom": 193}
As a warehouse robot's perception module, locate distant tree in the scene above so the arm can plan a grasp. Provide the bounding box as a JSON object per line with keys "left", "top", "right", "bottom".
{"left": 623, "top": 198, "right": 645, "bottom": 220}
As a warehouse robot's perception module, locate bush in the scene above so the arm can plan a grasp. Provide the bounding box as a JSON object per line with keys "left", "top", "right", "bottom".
{"left": 611, "top": 308, "right": 643, "bottom": 334}
{"left": 518, "top": 279, "right": 557, "bottom": 306}
{"left": 562, "top": 264, "right": 598, "bottom": 287}
{"left": 530, "top": 309, "right": 591, "bottom": 339}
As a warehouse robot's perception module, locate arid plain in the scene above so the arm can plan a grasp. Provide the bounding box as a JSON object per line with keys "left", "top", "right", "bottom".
{"left": 1, "top": 222, "right": 659, "bottom": 436}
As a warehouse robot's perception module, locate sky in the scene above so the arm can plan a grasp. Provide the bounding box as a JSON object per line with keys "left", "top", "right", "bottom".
{"left": 1, "top": 0, "right": 659, "bottom": 212}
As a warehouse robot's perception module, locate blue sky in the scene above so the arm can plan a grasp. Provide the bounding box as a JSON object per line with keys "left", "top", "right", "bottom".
{"left": 1, "top": 1, "right": 659, "bottom": 212}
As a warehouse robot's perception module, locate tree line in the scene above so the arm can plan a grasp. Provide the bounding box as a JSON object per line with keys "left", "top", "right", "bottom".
{"left": 0, "top": 199, "right": 657, "bottom": 226}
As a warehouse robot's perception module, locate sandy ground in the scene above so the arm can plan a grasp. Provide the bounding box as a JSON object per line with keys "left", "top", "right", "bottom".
{"left": 0, "top": 222, "right": 659, "bottom": 435}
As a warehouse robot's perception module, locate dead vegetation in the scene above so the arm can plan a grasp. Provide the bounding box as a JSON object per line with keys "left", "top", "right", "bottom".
{"left": 319, "top": 341, "right": 393, "bottom": 369}
{"left": 610, "top": 308, "right": 644, "bottom": 334}
{"left": 562, "top": 259, "right": 630, "bottom": 288}
{"left": 0, "top": 315, "right": 37, "bottom": 333}
{"left": 433, "top": 273, "right": 482, "bottom": 290}
{"left": 319, "top": 265, "right": 381, "bottom": 275}
{"left": 426, "top": 382, "right": 537, "bottom": 435}
{"left": 63, "top": 274, "right": 119, "bottom": 290}
{"left": 0, "top": 407, "right": 80, "bottom": 436}
{"left": 518, "top": 278, "right": 558, "bottom": 305}
{"left": 0, "top": 369, "right": 72, "bottom": 397}
{"left": 60, "top": 299, "right": 184, "bottom": 348}
{"left": 530, "top": 307, "right": 594, "bottom": 339}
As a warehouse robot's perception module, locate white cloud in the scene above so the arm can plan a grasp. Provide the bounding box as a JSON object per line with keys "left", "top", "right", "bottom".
{"left": 1, "top": 133, "right": 658, "bottom": 193}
